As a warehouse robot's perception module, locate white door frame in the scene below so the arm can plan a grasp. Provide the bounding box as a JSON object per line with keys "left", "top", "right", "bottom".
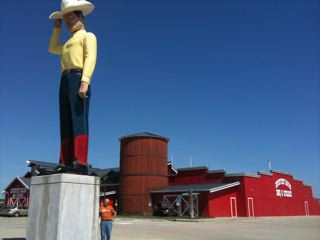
{"left": 247, "top": 197, "right": 255, "bottom": 217}
{"left": 230, "top": 197, "right": 238, "bottom": 217}
{"left": 304, "top": 201, "right": 309, "bottom": 216}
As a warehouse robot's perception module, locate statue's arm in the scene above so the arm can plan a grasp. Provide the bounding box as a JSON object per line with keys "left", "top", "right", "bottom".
{"left": 81, "top": 32, "right": 97, "bottom": 85}
{"left": 48, "top": 27, "right": 62, "bottom": 55}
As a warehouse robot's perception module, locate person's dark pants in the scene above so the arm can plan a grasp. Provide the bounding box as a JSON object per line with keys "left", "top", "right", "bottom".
{"left": 59, "top": 70, "right": 90, "bottom": 167}
{"left": 101, "top": 220, "right": 112, "bottom": 240}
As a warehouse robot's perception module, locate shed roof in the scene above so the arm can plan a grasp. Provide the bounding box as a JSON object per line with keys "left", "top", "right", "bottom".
{"left": 151, "top": 181, "right": 240, "bottom": 194}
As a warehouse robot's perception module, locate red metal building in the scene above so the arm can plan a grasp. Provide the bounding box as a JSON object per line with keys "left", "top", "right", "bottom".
{"left": 152, "top": 166, "right": 320, "bottom": 217}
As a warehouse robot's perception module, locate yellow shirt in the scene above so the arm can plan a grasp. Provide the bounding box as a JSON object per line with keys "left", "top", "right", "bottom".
{"left": 48, "top": 27, "right": 97, "bottom": 84}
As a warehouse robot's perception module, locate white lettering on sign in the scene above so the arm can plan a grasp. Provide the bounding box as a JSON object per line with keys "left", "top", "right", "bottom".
{"left": 275, "top": 178, "right": 292, "bottom": 198}
{"left": 9, "top": 188, "right": 27, "bottom": 199}
{"left": 10, "top": 188, "right": 26, "bottom": 194}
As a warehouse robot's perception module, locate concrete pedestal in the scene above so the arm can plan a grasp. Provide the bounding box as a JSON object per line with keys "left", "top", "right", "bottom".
{"left": 26, "top": 174, "right": 100, "bottom": 240}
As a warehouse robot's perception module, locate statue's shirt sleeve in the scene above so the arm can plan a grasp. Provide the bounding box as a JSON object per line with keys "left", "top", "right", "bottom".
{"left": 81, "top": 32, "right": 97, "bottom": 84}
{"left": 48, "top": 28, "right": 63, "bottom": 55}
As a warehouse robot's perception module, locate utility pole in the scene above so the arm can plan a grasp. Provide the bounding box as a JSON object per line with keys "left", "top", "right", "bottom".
{"left": 189, "top": 156, "right": 193, "bottom": 167}
{"left": 268, "top": 160, "right": 272, "bottom": 171}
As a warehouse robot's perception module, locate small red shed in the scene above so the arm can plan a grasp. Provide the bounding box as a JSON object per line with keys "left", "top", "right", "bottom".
{"left": 4, "top": 175, "right": 30, "bottom": 208}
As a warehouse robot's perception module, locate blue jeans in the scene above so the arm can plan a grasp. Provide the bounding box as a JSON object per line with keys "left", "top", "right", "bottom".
{"left": 59, "top": 70, "right": 91, "bottom": 166}
{"left": 101, "top": 220, "right": 113, "bottom": 240}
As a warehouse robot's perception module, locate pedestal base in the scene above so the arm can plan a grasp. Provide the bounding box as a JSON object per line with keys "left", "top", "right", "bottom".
{"left": 26, "top": 174, "right": 100, "bottom": 240}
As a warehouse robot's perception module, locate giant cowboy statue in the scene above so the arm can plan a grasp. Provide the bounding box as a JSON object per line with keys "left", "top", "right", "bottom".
{"left": 48, "top": 0, "right": 97, "bottom": 174}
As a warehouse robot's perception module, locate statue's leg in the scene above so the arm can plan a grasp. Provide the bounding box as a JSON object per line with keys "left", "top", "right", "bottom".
{"left": 68, "top": 71, "right": 90, "bottom": 168}
{"left": 59, "top": 73, "right": 74, "bottom": 167}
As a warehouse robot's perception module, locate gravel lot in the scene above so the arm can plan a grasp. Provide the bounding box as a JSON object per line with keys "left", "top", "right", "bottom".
{"left": 0, "top": 216, "right": 319, "bottom": 240}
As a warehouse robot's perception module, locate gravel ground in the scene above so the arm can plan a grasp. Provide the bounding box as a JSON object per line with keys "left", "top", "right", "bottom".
{"left": 0, "top": 216, "right": 319, "bottom": 240}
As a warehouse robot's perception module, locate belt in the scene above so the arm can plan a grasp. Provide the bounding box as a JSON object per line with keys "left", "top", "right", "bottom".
{"left": 101, "top": 219, "right": 113, "bottom": 222}
{"left": 62, "top": 68, "right": 82, "bottom": 75}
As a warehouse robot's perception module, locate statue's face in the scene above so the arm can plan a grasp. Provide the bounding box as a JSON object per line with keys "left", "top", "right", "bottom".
{"left": 63, "top": 11, "right": 81, "bottom": 31}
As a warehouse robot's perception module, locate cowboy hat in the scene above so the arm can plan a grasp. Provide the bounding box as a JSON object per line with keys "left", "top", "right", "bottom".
{"left": 49, "top": 0, "right": 95, "bottom": 20}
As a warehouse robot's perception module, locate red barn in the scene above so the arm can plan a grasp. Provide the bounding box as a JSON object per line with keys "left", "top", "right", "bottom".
{"left": 4, "top": 175, "right": 30, "bottom": 208}
{"left": 151, "top": 166, "right": 320, "bottom": 217}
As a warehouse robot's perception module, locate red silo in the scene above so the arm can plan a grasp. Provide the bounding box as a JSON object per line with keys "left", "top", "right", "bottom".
{"left": 119, "top": 132, "right": 169, "bottom": 215}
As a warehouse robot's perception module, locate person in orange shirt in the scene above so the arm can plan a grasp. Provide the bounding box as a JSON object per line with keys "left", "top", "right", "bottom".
{"left": 100, "top": 198, "right": 117, "bottom": 240}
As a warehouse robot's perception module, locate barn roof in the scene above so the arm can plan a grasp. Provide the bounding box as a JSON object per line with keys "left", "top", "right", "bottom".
{"left": 89, "top": 167, "right": 119, "bottom": 177}
{"left": 4, "top": 176, "right": 31, "bottom": 191}
{"left": 177, "top": 166, "right": 208, "bottom": 172}
{"left": 225, "top": 173, "right": 260, "bottom": 178}
{"left": 19, "top": 177, "right": 31, "bottom": 188}
{"left": 258, "top": 171, "right": 273, "bottom": 176}
{"left": 151, "top": 181, "right": 240, "bottom": 194}
{"left": 271, "top": 170, "right": 292, "bottom": 176}
{"left": 208, "top": 169, "right": 226, "bottom": 174}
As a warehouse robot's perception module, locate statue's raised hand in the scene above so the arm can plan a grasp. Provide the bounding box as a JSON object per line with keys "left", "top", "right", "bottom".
{"left": 54, "top": 19, "right": 62, "bottom": 28}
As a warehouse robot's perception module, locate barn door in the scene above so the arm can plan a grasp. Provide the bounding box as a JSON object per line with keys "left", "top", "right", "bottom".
{"left": 304, "top": 201, "right": 309, "bottom": 216}
{"left": 230, "top": 197, "right": 237, "bottom": 217}
{"left": 247, "top": 197, "right": 255, "bottom": 217}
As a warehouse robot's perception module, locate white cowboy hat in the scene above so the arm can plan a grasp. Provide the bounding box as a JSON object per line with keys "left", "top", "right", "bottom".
{"left": 49, "top": 0, "right": 95, "bottom": 20}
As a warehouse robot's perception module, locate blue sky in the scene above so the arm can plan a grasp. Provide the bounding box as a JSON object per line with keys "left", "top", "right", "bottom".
{"left": 0, "top": 0, "right": 319, "bottom": 197}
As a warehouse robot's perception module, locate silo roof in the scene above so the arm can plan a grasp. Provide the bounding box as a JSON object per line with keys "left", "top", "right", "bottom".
{"left": 119, "top": 132, "right": 169, "bottom": 142}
